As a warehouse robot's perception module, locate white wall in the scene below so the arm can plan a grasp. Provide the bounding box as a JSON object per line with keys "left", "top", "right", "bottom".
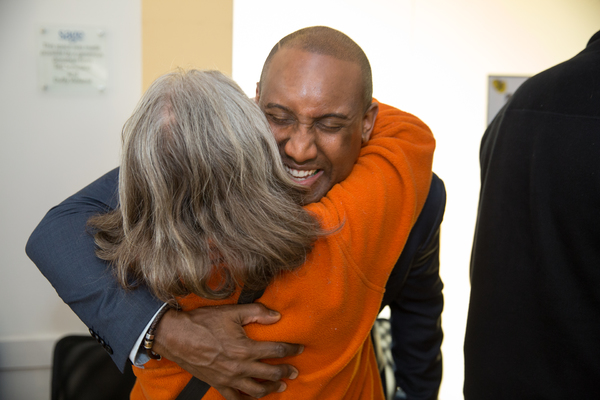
{"left": 232, "top": 1, "right": 600, "bottom": 398}
{"left": 0, "top": 0, "right": 141, "bottom": 398}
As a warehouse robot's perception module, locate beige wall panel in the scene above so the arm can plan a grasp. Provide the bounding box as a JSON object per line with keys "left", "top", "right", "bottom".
{"left": 142, "top": 0, "right": 232, "bottom": 90}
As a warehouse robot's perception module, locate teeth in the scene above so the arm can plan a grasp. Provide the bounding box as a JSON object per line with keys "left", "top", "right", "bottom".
{"left": 285, "top": 165, "right": 317, "bottom": 179}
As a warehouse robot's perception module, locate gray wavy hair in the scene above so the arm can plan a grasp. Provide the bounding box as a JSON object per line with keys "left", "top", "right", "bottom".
{"left": 89, "top": 69, "right": 321, "bottom": 303}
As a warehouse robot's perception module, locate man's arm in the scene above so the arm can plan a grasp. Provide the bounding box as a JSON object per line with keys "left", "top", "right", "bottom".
{"left": 25, "top": 168, "right": 301, "bottom": 399}
{"left": 382, "top": 173, "right": 445, "bottom": 400}
{"left": 26, "top": 168, "right": 162, "bottom": 369}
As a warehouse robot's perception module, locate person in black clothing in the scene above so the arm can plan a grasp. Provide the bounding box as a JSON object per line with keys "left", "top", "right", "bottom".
{"left": 464, "top": 30, "right": 600, "bottom": 399}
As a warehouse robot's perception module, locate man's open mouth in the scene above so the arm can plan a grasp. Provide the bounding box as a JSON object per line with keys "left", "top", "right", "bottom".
{"left": 284, "top": 165, "right": 319, "bottom": 181}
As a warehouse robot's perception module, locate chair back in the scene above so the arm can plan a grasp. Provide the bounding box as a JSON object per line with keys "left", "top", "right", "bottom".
{"left": 52, "top": 335, "right": 136, "bottom": 400}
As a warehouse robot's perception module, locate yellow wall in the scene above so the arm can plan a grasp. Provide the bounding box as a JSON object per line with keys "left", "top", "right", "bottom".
{"left": 141, "top": 0, "right": 233, "bottom": 91}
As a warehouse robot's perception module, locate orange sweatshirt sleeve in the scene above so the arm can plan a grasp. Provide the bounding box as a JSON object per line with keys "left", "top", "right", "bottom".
{"left": 305, "top": 101, "right": 435, "bottom": 288}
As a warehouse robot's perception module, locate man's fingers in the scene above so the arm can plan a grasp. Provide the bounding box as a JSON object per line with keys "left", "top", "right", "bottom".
{"left": 241, "top": 361, "right": 300, "bottom": 382}
{"left": 234, "top": 377, "right": 288, "bottom": 398}
{"left": 249, "top": 339, "right": 304, "bottom": 360}
{"left": 233, "top": 303, "right": 282, "bottom": 326}
{"left": 154, "top": 305, "right": 302, "bottom": 399}
{"left": 217, "top": 386, "right": 245, "bottom": 400}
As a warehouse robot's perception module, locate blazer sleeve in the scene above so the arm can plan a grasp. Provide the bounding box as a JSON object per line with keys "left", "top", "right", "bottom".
{"left": 382, "top": 173, "right": 446, "bottom": 400}
{"left": 25, "top": 167, "right": 163, "bottom": 372}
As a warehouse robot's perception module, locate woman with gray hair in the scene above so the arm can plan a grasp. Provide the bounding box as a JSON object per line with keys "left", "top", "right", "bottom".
{"left": 89, "top": 69, "right": 320, "bottom": 305}
{"left": 89, "top": 68, "right": 435, "bottom": 399}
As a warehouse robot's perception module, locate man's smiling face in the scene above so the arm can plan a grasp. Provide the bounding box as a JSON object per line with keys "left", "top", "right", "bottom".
{"left": 257, "top": 47, "right": 378, "bottom": 204}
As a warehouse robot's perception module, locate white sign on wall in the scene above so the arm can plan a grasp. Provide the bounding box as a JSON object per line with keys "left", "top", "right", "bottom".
{"left": 487, "top": 75, "right": 529, "bottom": 126}
{"left": 38, "top": 26, "right": 108, "bottom": 93}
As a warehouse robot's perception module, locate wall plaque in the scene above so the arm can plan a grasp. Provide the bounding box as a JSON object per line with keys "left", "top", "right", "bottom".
{"left": 38, "top": 26, "right": 108, "bottom": 93}
{"left": 487, "top": 75, "right": 529, "bottom": 126}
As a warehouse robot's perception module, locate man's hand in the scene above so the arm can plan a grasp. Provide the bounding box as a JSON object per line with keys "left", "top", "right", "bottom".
{"left": 152, "top": 303, "right": 303, "bottom": 400}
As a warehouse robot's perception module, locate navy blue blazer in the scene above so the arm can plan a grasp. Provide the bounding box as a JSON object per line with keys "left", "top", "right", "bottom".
{"left": 26, "top": 168, "right": 445, "bottom": 400}
{"left": 382, "top": 173, "right": 445, "bottom": 400}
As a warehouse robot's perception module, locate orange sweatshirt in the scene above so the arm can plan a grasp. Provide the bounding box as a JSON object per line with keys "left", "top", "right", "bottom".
{"left": 130, "top": 102, "right": 435, "bottom": 400}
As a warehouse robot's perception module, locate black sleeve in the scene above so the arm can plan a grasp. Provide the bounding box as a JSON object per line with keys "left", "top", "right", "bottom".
{"left": 382, "top": 173, "right": 445, "bottom": 400}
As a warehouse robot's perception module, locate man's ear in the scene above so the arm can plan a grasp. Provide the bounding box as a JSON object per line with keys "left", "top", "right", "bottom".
{"left": 361, "top": 101, "right": 379, "bottom": 143}
{"left": 254, "top": 82, "right": 260, "bottom": 104}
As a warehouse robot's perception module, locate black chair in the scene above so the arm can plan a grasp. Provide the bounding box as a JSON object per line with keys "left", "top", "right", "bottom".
{"left": 52, "top": 335, "right": 136, "bottom": 400}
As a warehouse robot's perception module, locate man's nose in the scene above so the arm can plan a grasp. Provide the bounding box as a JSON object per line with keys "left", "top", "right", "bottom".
{"left": 283, "top": 125, "right": 317, "bottom": 164}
